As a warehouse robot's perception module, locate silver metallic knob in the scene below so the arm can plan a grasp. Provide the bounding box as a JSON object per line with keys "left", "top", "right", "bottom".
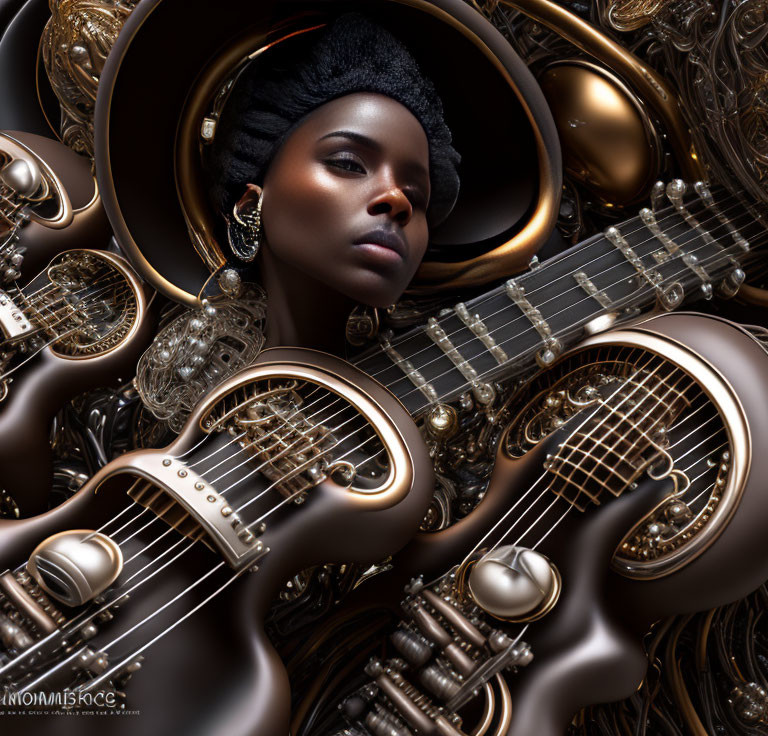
{"left": 468, "top": 545, "right": 560, "bottom": 621}
{"left": 27, "top": 530, "right": 123, "bottom": 606}
{"left": 0, "top": 158, "right": 42, "bottom": 198}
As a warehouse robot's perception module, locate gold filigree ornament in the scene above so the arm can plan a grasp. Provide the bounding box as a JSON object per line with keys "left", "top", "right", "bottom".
{"left": 596, "top": 0, "right": 673, "bottom": 32}
{"left": 41, "top": 0, "right": 136, "bottom": 158}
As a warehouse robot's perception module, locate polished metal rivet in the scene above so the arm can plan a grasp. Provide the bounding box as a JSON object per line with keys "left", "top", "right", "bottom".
{"left": 162, "top": 459, "right": 171, "bottom": 467}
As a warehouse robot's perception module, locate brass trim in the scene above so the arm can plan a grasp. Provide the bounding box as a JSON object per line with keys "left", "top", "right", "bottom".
{"left": 195, "top": 362, "right": 407, "bottom": 500}
{"left": 500, "top": 0, "right": 705, "bottom": 181}
{"left": 737, "top": 283, "right": 768, "bottom": 308}
{"left": 96, "top": 1, "right": 201, "bottom": 308}
{"left": 580, "top": 326, "right": 751, "bottom": 579}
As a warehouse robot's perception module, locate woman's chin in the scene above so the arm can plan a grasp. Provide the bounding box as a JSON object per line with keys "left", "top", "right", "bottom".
{"left": 341, "top": 274, "right": 410, "bottom": 310}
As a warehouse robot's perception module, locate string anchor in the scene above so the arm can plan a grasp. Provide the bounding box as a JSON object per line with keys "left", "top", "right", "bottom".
{"left": 468, "top": 545, "right": 561, "bottom": 622}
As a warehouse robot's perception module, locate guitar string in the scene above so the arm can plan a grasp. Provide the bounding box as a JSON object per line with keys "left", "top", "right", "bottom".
{"left": 383, "top": 227, "right": 762, "bottom": 412}
{"left": 184, "top": 385, "right": 325, "bottom": 468}
{"left": 369, "top": 203, "right": 757, "bottom": 398}
{"left": 77, "top": 565, "right": 242, "bottom": 696}
{"left": 358, "top": 192, "right": 751, "bottom": 377}
{"left": 457, "top": 356, "right": 673, "bottom": 564}
{"left": 390, "top": 224, "right": 761, "bottom": 407}
{"left": 0, "top": 280, "right": 137, "bottom": 383}
{"left": 392, "top": 229, "right": 767, "bottom": 408}
{"left": 73, "top": 364, "right": 695, "bottom": 684}
{"left": 6, "top": 368, "right": 725, "bottom": 690}
{"left": 6, "top": 201, "right": 752, "bottom": 680}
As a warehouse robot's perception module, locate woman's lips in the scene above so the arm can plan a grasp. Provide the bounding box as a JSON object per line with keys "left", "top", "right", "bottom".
{"left": 352, "top": 229, "right": 407, "bottom": 267}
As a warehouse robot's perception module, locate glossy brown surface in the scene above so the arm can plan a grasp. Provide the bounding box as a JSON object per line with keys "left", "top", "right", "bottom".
{"left": 0, "top": 252, "right": 153, "bottom": 517}
{"left": 0, "top": 347, "right": 435, "bottom": 735}
{"left": 310, "top": 313, "right": 768, "bottom": 736}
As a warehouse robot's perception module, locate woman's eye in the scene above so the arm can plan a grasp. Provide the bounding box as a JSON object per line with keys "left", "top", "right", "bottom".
{"left": 326, "top": 155, "right": 366, "bottom": 174}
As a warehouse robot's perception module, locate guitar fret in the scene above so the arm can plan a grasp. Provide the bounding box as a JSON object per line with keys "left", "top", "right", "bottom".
{"left": 504, "top": 278, "right": 562, "bottom": 367}
{"left": 605, "top": 225, "right": 683, "bottom": 311}
{"left": 454, "top": 302, "right": 508, "bottom": 364}
{"left": 694, "top": 181, "right": 750, "bottom": 252}
{"left": 666, "top": 180, "right": 721, "bottom": 250}
{"left": 360, "top": 186, "right": 762, "bottom": 415}
{"left": 380, "top": 336, "right": 438, "bottom": 404}
{"left": 574, "top": 271, "right": 613, "bottom": 309}
{"left": 425, "top": 317, "right": 495, "bottom": 405}
{"left": 640, "top": 208, "right": 680, "bottom": 264}
{"left": 640, "top": 207, "right": 714, "bottom": 298}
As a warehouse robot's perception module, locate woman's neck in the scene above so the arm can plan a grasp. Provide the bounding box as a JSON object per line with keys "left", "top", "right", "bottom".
{"left": 259, "top": 247, "right": 354, "bottom": 355}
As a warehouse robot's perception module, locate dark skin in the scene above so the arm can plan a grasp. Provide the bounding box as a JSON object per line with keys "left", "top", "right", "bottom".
{"left": 235, "top": 93, "right": 432, "bottom": 354}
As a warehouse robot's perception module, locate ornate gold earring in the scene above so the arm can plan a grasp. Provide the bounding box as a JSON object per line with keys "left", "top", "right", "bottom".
{"left": 228, "top": 192, "right": 263, "bottom": 262}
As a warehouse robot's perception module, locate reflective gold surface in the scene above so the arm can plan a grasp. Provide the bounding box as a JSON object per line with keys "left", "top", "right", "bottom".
{"left": 539, "top": 61, "right": 661, "bottom": 207}
{"left": 501, "top": 0, "right": 705, "bottom": 181}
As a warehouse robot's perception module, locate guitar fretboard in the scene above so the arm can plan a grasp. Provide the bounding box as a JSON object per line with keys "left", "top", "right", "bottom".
{"left": 355, "top": 185, "right": 766, "bottom": 416}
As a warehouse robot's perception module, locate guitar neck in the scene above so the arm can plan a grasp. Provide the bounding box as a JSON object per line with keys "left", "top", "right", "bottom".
{"left": 355, "top": 185, "right": 766, "bottom": 416}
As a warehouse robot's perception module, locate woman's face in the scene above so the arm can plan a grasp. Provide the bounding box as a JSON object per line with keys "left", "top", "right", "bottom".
{"left": 250, "top": 93, "right": 431, "bottom": 308}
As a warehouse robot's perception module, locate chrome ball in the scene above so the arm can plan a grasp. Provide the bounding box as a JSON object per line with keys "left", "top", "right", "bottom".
{"left": 27, "top": 530, "right": 123, "bottom": 606}
{"left": 0, "top": 158, "right": 42, "bottom": 198}
{"left": 468, "top": 545, "right": 558, "bottom": 621}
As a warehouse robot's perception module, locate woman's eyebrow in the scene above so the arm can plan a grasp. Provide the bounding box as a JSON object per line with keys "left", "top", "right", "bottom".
{"left": 319, "top": 130, "right": 381, "bottom": 149}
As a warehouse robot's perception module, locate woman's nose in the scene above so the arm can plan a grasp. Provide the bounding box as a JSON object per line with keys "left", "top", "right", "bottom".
{"left": 367, "top": 184, "right": 413, "bottom": 226}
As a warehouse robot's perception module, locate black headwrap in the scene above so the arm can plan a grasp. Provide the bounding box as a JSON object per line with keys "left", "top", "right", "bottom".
{"left": 210, "top": 13, "right": 461, "bottom": 226}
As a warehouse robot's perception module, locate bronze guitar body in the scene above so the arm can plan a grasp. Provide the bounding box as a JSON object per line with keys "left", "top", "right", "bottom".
{"left": 0, "top": 249, "right": 153, "bottom": 516}
{"left": 0, "top": 348, "right": 435, "bottom": 735}
{"left": 303, "top": 313, "right": 768, "bottom": 736}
